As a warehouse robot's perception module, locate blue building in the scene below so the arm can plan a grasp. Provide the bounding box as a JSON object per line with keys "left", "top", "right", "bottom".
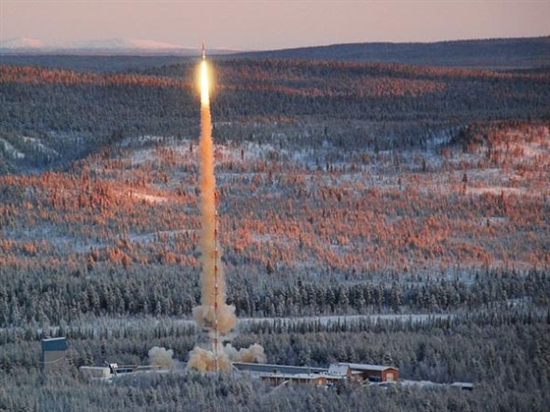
{"left": 41, "top": 337, "right": 67, "bottom": 372}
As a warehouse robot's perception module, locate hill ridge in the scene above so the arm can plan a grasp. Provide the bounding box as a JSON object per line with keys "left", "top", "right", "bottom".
{"left": 234, "top": 36, "right": 550, "bottom": 69}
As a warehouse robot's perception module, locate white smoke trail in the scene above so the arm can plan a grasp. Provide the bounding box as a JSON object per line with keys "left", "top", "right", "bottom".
{"left": 193, "top": 59, "right": 237, "bottom": 336}
{"left": 188, "top": 58, "right": 236, "bottom": 372}
{"left": 187, "top": 56, "right": 264, "bottom": 372}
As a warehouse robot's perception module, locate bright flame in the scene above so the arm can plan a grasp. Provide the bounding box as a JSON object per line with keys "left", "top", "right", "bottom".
{"left": 200, "top": 60, "right": 209, "bottom": 106}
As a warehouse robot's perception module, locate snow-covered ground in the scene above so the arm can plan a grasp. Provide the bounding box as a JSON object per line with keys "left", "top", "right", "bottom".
{"left": 21, "top": 136, "right": 60, "bottom": 157}
{"left": 127, "top": 191, "right": 169, "bottom": 204}
{"left": 3, "top": 313, "right": 456, "bottom": 336}
{"left": 237, "top": 313, "right": 455, "bottom": 327}
{"left": 400, "top": 380, "right": 474, "bottom": 390}
{"left": 128, "top": 229, "right": 195, "bottom": 244}
{"left": 0, "top": 138, "right": 25, "bottom": 159}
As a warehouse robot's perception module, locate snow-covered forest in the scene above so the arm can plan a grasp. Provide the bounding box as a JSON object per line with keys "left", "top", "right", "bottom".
{"left": 0, "top": 53, "right": 549, "bottom": 411}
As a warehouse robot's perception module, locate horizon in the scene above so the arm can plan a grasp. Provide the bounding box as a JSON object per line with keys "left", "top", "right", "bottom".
{"left": 1, "top": 1, "right": 548, "bottom": 51}
{"left": 1, "top": 33, "right": 548, "bottom": 53}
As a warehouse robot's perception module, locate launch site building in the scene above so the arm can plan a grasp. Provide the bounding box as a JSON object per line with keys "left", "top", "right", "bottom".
{"left": 41, "top": 337, "right": 67, "bottom": 372}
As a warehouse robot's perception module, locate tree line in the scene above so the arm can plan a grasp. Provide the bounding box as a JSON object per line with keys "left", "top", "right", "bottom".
{"left": 1, "top": 262, "right": 548, "bottom": 327}
{"left": 1, "top": 309, "right": 548, "bottom": 411}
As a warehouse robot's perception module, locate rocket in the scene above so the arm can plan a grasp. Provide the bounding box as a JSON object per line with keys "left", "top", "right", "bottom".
{"left": 202, "top": 42, "right": 206, "bottom": 60}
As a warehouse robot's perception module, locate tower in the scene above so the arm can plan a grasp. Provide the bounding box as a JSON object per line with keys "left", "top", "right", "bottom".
{"left": 213, "top": 210, "right": 220, "bottom": 372}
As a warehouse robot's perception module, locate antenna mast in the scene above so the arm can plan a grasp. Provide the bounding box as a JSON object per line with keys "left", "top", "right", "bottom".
{"left": 214, "top": 210, "right": 219, "bottom": 373}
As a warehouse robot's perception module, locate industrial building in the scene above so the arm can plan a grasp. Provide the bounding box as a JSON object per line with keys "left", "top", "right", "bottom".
{"left": 233, "top": 362, "right": 326, "bottom": 376}
{"left": 259, "top": 373, "right": 332, "bottom": 386}
{"left": 334, "top": 363, "right": 399, "bottom": 382}
{"left": 234, "top": 361, "right": 399, "bottom": 386}
{"left": 79, "top": 363, "right": 160, "bottom": 380}
{"left": 41, "top": 337, "right": 67, "bottom": 372}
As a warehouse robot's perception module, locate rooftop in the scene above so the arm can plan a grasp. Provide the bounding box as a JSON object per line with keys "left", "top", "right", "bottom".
{"left": 338, "top": 363, "right": 397, "bottom": 372}
{"left": 233, "top": 362, "right": 327, "bottom": 375}
{"left": 41, "top": 337, "right": 67, "bottom": 352}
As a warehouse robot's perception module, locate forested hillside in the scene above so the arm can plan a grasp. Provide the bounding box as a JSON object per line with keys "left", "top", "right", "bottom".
{"left": 235, "top": 36, "right": 550, "bottom": 68}
{"left": 1, "top": 59, "right": 549, "bottom": 172}
{"left": 0, "top": 55, "right": 549, "bottom": 410}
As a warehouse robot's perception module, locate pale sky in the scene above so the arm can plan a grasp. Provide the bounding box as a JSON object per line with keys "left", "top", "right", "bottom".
{"left": 1, "top": 0, "right": 549, "bottom": 50}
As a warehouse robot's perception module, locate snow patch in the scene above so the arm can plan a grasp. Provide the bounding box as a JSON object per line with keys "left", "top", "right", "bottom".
{"left": 252, "top": 233, "right": 292, "bottom": 244}
{"left": 467, "top": 187, "right": 525, "bottom": 196}
{"left": 425, "top": 129, "right": 453, "bottom": 150}
{"left": 128, "top": 229, "right": 194, "bottom": 244}
{"left": 0, "top": 139, "right": 25, "bottom": 159}
{"left": 21, "top": 136, "right": 59, "bottom": 157}
{"left": 129, "top": 148, "right": 157, "bottom": 165}
{"left": 130, "top": 192, "right": 168, "bottom": 204}
{"left": 122, "top": 135, "right": 172, "bottom": 148}
{"left": 480, "top": 217, "right": 507, "bottom": 226}
{"left": 507, "top": 141, "right": 548, "bottom": 158}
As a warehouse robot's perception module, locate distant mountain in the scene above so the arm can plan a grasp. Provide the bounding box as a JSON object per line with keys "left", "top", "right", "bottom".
{"left": 1, "top": 37, "right": 48, "bottom": 49}
{"left": 68, "top": 38, "right": 187, "bottom": 51}
{"left": 234, "top": 36, "right": 550, "bottom": 69}
{"left": 0, "top": 37, "right": 239, "bottom": 56}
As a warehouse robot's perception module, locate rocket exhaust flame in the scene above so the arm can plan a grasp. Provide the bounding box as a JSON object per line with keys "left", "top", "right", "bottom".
{"left": 187, "top": 46, "right": 265, "bottom": 372}
{"left": 200, "top": 59, "right": 209, "bottom": 106}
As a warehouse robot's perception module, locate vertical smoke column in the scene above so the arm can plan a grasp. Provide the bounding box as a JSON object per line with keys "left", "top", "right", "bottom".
{"left": 188, "top": 48, "right": 237, "bottom": 372}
